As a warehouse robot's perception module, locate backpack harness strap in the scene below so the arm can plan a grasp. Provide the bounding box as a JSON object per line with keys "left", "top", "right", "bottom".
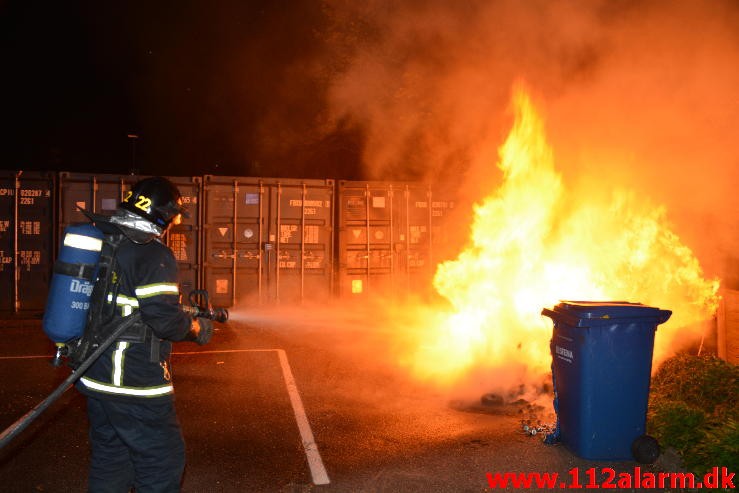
{"left": 53, "top": 261, "right": 97, "bottom": 280}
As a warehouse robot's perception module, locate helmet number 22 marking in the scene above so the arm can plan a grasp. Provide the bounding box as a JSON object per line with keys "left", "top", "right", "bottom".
{"left": 123, "top": 191, "right": 152, "bottom": 212}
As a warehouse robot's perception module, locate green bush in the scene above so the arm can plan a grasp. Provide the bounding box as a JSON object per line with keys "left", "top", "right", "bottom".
{"left": 651, "top": 354, "right": 738, "bottom": 415}
{"left": 648, "top": 354, "right": 739, "bottom": 478}
{"left": 689, "top": 417, "right": 739, "bottom": 474}
{"left": 649, "top": 400, "right": 706, "bottom": 454}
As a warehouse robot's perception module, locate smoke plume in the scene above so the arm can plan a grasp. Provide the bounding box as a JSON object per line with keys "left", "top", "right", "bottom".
{"left": 317, "top": 0, "right": 739, "bottom": 285}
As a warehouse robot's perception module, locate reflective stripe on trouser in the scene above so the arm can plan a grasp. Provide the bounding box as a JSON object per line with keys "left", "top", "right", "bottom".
{"left": 86, "top": 396, "right": 185, "bottom": 493}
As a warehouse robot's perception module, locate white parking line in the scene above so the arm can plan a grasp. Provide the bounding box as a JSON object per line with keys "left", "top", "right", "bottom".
{"left": 173, "top": 348, "right": 331, "bottom": 486}
{"left": 0, "top": 355, "right": 52, "bottom": 359}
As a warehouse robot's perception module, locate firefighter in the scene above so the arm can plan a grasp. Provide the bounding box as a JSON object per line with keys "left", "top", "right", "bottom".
{"left": 75, "top": 176, "right": 212, "bottom": 492}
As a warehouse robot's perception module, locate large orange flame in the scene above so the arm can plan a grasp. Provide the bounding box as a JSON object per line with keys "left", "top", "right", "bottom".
{"left": 405, "top": 84, "right": 720, "bottom": 392}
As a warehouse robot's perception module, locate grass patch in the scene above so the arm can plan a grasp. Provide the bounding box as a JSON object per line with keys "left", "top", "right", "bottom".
{"left": 648, "top": 353, "right": 739, "bottom": 478}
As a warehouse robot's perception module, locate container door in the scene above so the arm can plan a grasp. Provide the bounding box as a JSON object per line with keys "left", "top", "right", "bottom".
{"left": 0, "top": 171, "right": 56, "bottom": 316}
{"left": 59, "top": 172, "right": 201, "bottom": 298}
{"left": 163, "top": 176, "right": 201, "bottom": 297}
{"left": 267, "top": 181, "right": 333, "bottom": 304}
{"left": 202, "top": 177, "right": 264, "bottom": 308}
{"left": 58, "top": 172, "right": 134, "bottom": 231}
{"left": 202, "top": 176, "right": 334, "bottom": 308}
{"left": 337, "top": 181, "right": 454, "bottom": 299}
{"left": 337, "top": 181, "right": 395, "bottom": 298}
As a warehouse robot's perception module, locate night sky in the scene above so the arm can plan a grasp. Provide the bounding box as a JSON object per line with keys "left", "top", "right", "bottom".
{"left": 2, "top": 0, "right": 738, "bottom": 284}
{"left": 2, "top": 1, "right": 738, "bottom": 204}
{"left": 1, "top": 1, "right": 363, "bottom": 179}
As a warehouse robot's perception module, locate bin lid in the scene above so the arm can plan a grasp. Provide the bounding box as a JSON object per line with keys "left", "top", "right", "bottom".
{"left": 541, "top": 301, "right": 672, "bottom": 327}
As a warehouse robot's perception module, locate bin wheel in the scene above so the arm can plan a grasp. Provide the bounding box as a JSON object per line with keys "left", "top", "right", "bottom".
{"left": 631, "top": 435, "right": 660, "bottom": 464}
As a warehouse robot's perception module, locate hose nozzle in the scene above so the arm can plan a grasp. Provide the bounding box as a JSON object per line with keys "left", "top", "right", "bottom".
{"left": 182, "top": 289, "right": 229, "bottom": 323}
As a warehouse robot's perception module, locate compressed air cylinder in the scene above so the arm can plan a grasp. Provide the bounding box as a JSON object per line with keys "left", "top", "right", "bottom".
{"left": 42, "top": 223, "right": 105, "bottom": 343}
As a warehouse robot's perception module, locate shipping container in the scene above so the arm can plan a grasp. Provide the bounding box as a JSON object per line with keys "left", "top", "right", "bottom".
{"left": 0, "top": 170, "right": 56, "bottom": 316}
{"left": 162, "top": 176, "right": 202, "bottom": 297}
{"left": 57, "top": 172, "right": 202, "bottom": 297}
{"left": 57, "top": 172, "right": 135, "bottom": 227}
{"left": 202, "top": 175, "right": 334, "bottom": 307}
{"left": 336, "top": 181, "right": 454, "bottom": 299}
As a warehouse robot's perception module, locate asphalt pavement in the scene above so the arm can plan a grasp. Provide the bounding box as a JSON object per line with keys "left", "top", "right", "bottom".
{"left": 0, "top": 308, "right": 687, "bottom": 492}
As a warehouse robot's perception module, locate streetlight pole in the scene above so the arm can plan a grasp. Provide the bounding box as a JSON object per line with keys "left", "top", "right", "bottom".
{"left": 127, "top": 134, "right": 139, "bottom": 175}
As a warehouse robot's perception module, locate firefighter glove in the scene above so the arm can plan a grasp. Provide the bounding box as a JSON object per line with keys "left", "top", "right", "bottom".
{"left": 187, "top": 317, "right": 213, "bottom": 345}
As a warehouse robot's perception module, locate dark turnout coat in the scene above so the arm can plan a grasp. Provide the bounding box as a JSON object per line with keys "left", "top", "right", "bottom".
{"left": 75, "top": 235, "right": 192, "bottom": 402}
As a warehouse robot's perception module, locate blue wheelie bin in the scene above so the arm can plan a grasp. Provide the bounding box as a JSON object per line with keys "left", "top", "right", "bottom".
{"left": 541, "top": 301, "right": 671, "bottom": 461}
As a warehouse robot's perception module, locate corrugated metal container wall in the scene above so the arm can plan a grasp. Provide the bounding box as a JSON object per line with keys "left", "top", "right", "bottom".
{"left": 57, "top": 172, "right": 135, "bottom": 228}
{"left": 337, "top": 181, "right": 454, "bottom": 299}
{"left": 57, "top": 173, "right": 202, "bottom": 297}
{"left": 162, "top": 176, "right": 202, "bottom": 297}
{"left": 0, "top": 171, "right": 56, "bottom": 315}
{"left": 202, "top": 176, "right": 334, "bottom": 307}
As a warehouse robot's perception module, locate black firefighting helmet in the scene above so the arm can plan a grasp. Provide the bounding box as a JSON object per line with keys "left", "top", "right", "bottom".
{"left": 119, "top": 176, "right": 187, "bottom": 228}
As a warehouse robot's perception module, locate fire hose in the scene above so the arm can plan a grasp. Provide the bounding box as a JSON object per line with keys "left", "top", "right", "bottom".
{"left": 0, "top": 291, "right": 228, "bottom": 451}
